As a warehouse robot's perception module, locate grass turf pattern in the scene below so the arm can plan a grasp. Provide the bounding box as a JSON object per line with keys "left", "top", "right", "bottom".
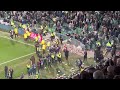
{"left": 0, "top": 37, "right": 35, "bottom": 63}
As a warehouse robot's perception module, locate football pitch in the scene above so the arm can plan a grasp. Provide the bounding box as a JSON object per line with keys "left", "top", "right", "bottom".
{"left": 0, "top": 30, "right": 95, "bottom": 79}
{"left": 0, "top": 35, "right": 35, "bottom": 78}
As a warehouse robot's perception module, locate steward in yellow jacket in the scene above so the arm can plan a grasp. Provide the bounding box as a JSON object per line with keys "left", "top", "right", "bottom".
{"left": 51, "top": 32, "right": 55, "bottom": 41}
{"left": 42, "top": 44, "right": 46, "bottom": 55}
{"left": 26, "top": 30, "right": 31, "bottom": 39}
{"left": 14, "top": 28, "right": 18, "bottom": 38}
{"left": 57, "top": 52, "right": 62, "bottom": 63}
{"left": 24, "top": 33, "right": 27, "bottom": 41}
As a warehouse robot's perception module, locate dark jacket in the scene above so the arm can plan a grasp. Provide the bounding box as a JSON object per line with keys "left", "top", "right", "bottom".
{"left": 37, "top": 62, "right": 40, "bottom": 70}
{"left": 30, "top": 56, "right": 35, "bottom": 65}
{"left": 105, "top": 73, "right": 114, "bottom": 79}
{"left": 84, "top": 51, "right": 87, "bottom": 58}
{"left": 4, "top": 66, "right": 8, "bottom": 73}
{"left": 64, "top": 49, "right": 69, "bottom": 57}
{"left": 10, "top": 69, "right": 14, "bottom": 79}
{"left": 105, "top": 59, "right": 114, "bottom": 66}
{"left": 114, "top": 66, "right": 120, "bottom": 75}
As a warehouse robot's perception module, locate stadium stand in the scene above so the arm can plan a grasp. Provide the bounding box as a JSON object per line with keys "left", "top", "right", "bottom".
{"left": 0, "top": 11, "right": 120, "bottom": 79}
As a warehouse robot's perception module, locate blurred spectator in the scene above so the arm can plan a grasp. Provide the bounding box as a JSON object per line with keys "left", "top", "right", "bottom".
{"left": 4, "top": 66, "right": 8, "bottom": 78}
{"left": 10, "top": 68, "right": 14, "bottom": 79}
{"left": 20, "top": 72, "right": 24, "bottom": 79}
{"left": 63, "top": 47, "right": 69, "bottom": 61}
{"left": 93, "top": 70, "right": 104, "bottom": 79}
{"left": 84, "top": 50, "right": 87, "bottom": 61}
{"left": 113, "top": 75, "right": 120, "bottom": 79}
{"left": 106, "top": 66, "right": 115, "bottom": 79}
{"left": 80, "top": 71, "right": 90, "bottom": 79}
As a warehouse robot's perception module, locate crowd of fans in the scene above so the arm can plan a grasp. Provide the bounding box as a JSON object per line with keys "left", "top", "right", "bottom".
{"left": 70, "top": 54, "right": 120, "bottom": 79}
{"left": 1, "top": 11, "right": 120, "bottom": 79}
{"left": 0, "top": 11, "right": 120, "bottom": 48}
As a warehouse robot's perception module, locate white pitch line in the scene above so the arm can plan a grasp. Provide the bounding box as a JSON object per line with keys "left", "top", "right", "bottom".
{"left": 0, "top": 36, "right": 34, "bottom": 47}
{"left": 0, "top": 52, "right": 36, "bottom": 66}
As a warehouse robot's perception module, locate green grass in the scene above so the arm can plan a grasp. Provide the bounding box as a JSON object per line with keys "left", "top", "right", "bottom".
{"left": 0, "top": 37, "right": 35, "bottom": 62}
{"left": 0, "top": 36, "right": 35, "bottom": 78}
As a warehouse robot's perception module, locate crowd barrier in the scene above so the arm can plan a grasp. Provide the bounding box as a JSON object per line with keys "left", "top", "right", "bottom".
{"left": 0, "top": 24, "right": 25, "bottom": 35}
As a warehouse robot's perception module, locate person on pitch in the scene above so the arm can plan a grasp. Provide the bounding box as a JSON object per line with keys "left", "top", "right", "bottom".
{"left": 14, "top": 27, "right": 18, "bottom": 38}
{"left": 10, "top": 29, "right": 14, "bottom": 39}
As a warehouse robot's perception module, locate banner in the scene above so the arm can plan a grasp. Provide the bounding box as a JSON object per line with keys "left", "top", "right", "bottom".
{"left": 30, "top": 32, "right": 37, "bottom": 39}
{"left": 30, "top": 32, "right": 42, "bottom": 42}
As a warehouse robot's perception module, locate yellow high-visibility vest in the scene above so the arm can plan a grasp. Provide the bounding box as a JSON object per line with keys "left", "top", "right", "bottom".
{"left": 57, "top": 53, "right": 61, "bottom": 58}
{"left": 27, "top": 64, "right": 30, "bottom": 68}
{"left": 35, "top": 74, "right": 39, "bottom": 79}
{"left": 43, "top": 30, "right": 47, "bottom": 34}
{"left": 26, "top": 31, "right": 30, "bottom": 37}
{"left": 41, "top": 40, "right": 45, "bottom": 45}
{"left": 51, "top": 33, "right": 54, "bottom": 37}
{"left": 96, "top": 42, "right": 101, "bottom": 46}
{"left": 80, "top": 68, "right": 84, "bottom": 72}
{"left": 24, "top": 33, "right": 27, "bottom": 39}
{"left": 11, "top": 21, "right": 14, "bottom": 26}
{"left": 35, "top": 37, "right": 38, "bottom": 42}
{"left": 47, "top": 42, "right": 50, "bottom": 47}
{"left": 19, "top": 23, "right": 22, "bottom": 27}
{"left": 51, "top": 55, "right": 55, "bottom": 59}
{"left": 42, "top": 44, "right": 46, "bottom": 50}
{"left": 38, "top": 35, "right": 40, "bottom": 39}
{"left": 40, "top": 26, "right": 43, "bottom": 30}
{"left": 14, "top": 28, "right": 18, "bottom": 34}
{"left": 53, "top": 32, "right": 55, "bottom": 36}
{"left": 28, "top": 32, "right": 31, "bottom": 37}
{"left": 106, "top": 42, "right": 112, "bottom": 47}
